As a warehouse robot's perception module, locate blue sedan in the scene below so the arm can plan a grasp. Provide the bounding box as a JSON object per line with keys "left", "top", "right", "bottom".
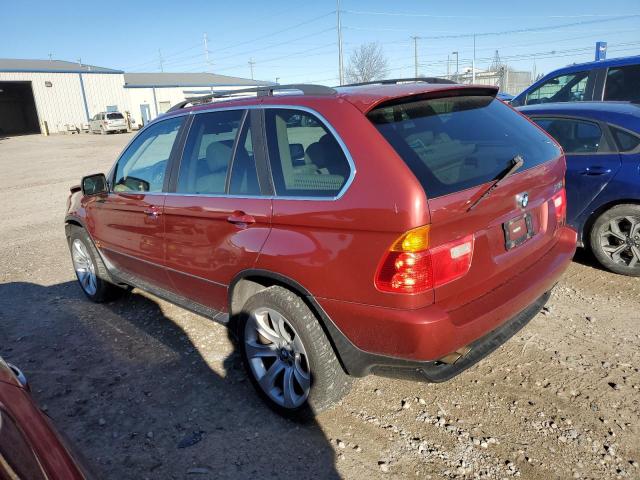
{"left": 519, "top": 102, "right": 640, "bottom": 276}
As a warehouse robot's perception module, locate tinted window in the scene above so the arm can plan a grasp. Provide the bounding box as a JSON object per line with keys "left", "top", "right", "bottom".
{"left": 369, "top": 95, "right": 561, "bottom": 198}
{"left": 604, "top": 65, "right": 640, "bottom": 102}
{"left": 533, "top": 118, "right": 604, "bottom": 153}
{"left": 107, "top": 112, "right": 124, "bottom": 119}
{"left": 611, "top": 127, "right": 640, "bottom": 152}
{"left": 525, "top": 71, "right": 589, "bottom": 105}
{"left": 113, "top": 116, "right": 182, "bottom": 193}
{"left": 265, "top": 109, "right": 350, "bottom": 197}
{"left": 229, "top": 119, "right": 260, "bottom": 195}
{"left": 177, "top": 110, "right": 244, "bottom": 194}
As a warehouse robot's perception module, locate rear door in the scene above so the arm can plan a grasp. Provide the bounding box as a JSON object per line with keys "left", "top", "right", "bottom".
{"left": 86, "top": 115, "right": 185, "bottom": 290}
{"left": 531, "top": 116, "right": 622, "bottom": 226}
{"left": 369, "top": 93, "right": 566, "bottom": 310}
{"left": 163, "top": 109, "right": 272, "bottom": 312}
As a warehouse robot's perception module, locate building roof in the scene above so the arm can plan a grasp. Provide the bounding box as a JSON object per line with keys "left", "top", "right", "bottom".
{"left": 123, "top": 72, "right": 273, "bottom": 88}
{"left": 0, "top": 58, "right": 123, "bottom": 74}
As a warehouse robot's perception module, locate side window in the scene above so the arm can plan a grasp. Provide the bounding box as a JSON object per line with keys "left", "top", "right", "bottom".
{"left": 113, "top": 116, "right": 183, "bottom": 193}
{"left": 533, "top": 117, "right": 604, "bottom": 154}
{"left": 265, "top": 109, "right": 350, "bottom": 197}
{"left": 604, "top": 65, "right": 640, "bottom": 102}
{"left": 176, "top": 110, "right": 244, "bottom": 194}
{"left": 229, "top": 119, "right": 261, "bottom": 195}
{"left": 525, "top": 71, "right": 589, "bottom": 105}
{"left": 611, "top": 127, "right": 640, "bottom": 152}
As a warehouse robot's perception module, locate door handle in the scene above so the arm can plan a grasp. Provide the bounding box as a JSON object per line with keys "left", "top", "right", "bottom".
{"left": 227, "top": 211, "right": 255, "bottom": 225}
{"left": 143, "top": 207, "right": 162, "bottom": 218}
{"left": 580, "top": 166, "right": 612, "bottom": 176}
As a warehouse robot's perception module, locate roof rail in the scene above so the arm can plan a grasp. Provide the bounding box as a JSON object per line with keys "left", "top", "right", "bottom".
{"left": 167, "top": 84, "right": 336, "bottom": 112}
{"left": 340, "top": 77, "right": 457, "bottom": 87}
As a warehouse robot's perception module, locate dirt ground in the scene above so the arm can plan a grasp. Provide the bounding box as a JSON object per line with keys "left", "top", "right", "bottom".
{"left": 0, "top": 133, "right": 638, "bottom": 480}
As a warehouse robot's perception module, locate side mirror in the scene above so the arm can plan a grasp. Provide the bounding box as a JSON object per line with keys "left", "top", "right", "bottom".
{"left": 81, "top": 173, "right": 108, "bottom": 196}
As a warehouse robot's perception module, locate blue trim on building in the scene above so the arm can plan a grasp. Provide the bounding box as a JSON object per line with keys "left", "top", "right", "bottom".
{"left": 78, "top": 73, "right": 90, "bottom": 122}
{"left": 0, "top": 69, "right": 123, "bottom": 74}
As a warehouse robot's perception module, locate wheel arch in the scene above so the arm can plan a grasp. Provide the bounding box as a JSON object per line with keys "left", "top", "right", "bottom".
{"left": 228, "top": 269, "right": 356, "bottom": 375}
{"left": 582, "top": 198, "right": 640, "bottom": 248}
{"left": 64, "top": 216, "right": 86, "bottom": 238}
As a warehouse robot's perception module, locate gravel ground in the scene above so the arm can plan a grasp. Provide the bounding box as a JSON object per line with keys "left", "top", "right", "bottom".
{"left": 0, "top": 133, "right": 638, "bottom": 480}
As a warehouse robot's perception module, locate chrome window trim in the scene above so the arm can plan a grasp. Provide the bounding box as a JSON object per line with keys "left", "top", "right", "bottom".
{"left": 107, "top": 104, "right": 356, "bottom": 201}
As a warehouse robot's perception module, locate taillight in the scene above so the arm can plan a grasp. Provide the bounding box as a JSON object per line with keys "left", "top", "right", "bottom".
{"left": 375, "top": 225, "right": 474, "bottom": 294}
{"left": 551, "top": 188, "right": 566, "bottom": 226}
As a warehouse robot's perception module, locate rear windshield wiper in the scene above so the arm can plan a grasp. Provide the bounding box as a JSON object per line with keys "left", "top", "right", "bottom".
{"left": 467, "top": 155, "right": 524, "bottom": 212}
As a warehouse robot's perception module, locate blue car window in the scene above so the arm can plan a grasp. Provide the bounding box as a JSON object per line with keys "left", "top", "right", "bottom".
{"left": 533, "top": 118, "right": 604, "bottom": 154}
{"left": 611, "top": 127, "right": 640, "bottom": 152}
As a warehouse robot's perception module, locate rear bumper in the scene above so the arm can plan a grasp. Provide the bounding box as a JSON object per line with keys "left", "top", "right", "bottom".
{"left": 316, "top": 226, "right": 576, "bottom": 378}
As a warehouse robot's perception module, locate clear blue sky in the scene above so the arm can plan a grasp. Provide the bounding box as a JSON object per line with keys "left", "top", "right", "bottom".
{"left": 2, "top": 0, "right": 639, "bottom": 84}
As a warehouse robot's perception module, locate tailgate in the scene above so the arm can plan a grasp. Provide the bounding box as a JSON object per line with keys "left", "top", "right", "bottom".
{"left": 428, "top": 159, "right": 565, "bottom": 311}
{"left": 368, "top": 91, "right": 565, "bottom": 310}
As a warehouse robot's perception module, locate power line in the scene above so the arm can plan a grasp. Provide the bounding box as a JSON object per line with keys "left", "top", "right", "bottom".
{"left": 419, "top": 15, "right": 640, "bottom": 40}
{"left": 343, "top": 9, "right": 640, "bottom": 19}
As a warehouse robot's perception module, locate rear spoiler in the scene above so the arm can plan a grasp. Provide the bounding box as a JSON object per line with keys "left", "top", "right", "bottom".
{"left": 365, "top": 86, "right": 499, "bottom": 113}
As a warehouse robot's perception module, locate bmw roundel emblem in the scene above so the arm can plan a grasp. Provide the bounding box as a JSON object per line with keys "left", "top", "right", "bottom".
{"left": 517, "top": 192, "right": 529, "bottom": 209}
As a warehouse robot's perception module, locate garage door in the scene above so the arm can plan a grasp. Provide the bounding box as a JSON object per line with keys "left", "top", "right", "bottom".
{"left": 0, "top": 82, "right": 40, "bottom": 135}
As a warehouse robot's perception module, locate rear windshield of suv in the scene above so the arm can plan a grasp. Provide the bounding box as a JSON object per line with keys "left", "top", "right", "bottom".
{"left": 368, "top": 95, "right": 561, "bottom": 198}
{"left": 107, "top": 113, "right": 124, "bottom": 119}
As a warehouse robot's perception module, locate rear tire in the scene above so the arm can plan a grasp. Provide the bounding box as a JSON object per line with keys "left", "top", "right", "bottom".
{"left": 238, "top": 286, "right": 352, "bottom": 421}
{"left": 589, "top": 204, "right": 640, "bottom": 276}
{"left": 68, "top": 226, "right": 124, "bottom": 302}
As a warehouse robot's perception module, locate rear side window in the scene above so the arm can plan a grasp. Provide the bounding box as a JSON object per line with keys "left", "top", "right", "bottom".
{"left": 604, "top": 65, "right": 640, "bottom": 102}
{"left": 369, "top": 95, "right": 560, "bottom": 198}
{"left": 525, "top": 71, "right": 589, "bottom": 105}
{"left": 611, "top": 126, "right": 640, "bottom": 152}
{"left": 265, "top": 109, "right": 350, "bottom": 197}
{"left": 532, "top": 118, "right": 605, "bottom": 154}
{"left": 107, "top": 113, "right": 124, "bottom": 119}
{"left": 177, "top": 110, "right": 245, "bottom": 194}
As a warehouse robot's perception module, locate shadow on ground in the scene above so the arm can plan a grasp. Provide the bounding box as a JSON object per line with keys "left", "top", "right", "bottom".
{"left": 0, "top": 281, "right": 340, "bottom": 479}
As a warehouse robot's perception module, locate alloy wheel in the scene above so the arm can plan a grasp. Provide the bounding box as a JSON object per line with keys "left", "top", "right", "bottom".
{"left": 71, "top": 239, "right": 98, "bottom": 295}
{"left": 599, "top": 215, "right": 640, "bottom": 269}
{"left": 244, "top": 307, "right": 311, "bottom": 408}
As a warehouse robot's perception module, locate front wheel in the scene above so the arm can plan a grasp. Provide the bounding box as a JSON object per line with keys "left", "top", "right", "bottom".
{"left": 239, "top": 286, "right": 352, "bottom": 420}
{"left": 589, "top": 204, "right": 640, "bottom": 276}
{"left": 68, "top": 227, "right": 124, "bottom": 301}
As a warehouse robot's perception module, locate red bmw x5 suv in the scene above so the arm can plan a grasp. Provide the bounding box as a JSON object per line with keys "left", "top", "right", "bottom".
{"left": 65, "top": 80, "right": 576, "bottom": 419}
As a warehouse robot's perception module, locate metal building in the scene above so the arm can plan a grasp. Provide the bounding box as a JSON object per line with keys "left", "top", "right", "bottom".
{"left": 0, "top": 59, "right": 127, "bottom": 135}
{"left": 0, "top": 59, "right": 271, "bottom": 135}
{"left": 123, "top": 72, "right": 272, "bottom": 127}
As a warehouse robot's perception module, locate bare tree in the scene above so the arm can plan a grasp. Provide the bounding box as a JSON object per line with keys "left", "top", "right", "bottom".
{"left": 345, "top": 42, "right": 388, "bottom": 84}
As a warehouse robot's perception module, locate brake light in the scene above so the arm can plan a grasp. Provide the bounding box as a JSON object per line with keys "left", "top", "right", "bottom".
{"left": 551, "top": 188, "right": 566, "bottom": 225}
{"left": 375, "top": 225, "right": 474, "bottom": 294}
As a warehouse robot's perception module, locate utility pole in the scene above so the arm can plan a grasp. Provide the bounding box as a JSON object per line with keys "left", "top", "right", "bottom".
{"left": 337, "top": 0, "right": 344, "bottom": 85}
{"left": 411, "top": 36, "right": 419, "bottom": 78}
{"left": 472, "top": 34, "right": 476, "bottom": 83}
{"left": 158, "top": 49, "right": 164, "bottom": 72}
{"left": 447, "top": 54, "right": 450, "bottom": 78}
{"left": 452, "top": 51, "right": 459, "bottom": 82}
{"left": 248, "top": 58, "right": 255, "bottom": 80}
{"left": 203, "top": 33, "right": 212, "bottom": 71}
{"left": 48, "top": 53, "right": 53, "bottom": 62}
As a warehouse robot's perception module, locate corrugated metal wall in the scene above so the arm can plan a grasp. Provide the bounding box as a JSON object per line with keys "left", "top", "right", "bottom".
{"left": 0, "top": 72, "right": 130, "bottom": 133}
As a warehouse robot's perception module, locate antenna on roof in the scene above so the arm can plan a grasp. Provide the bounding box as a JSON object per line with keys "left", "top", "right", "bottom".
{"left": 48, "top": 53, "right": 53, "bottom": 62}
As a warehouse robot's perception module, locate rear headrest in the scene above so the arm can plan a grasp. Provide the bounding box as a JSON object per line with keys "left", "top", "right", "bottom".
{"left": 206, "top": 142, "right": 232, "bottom": 172}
